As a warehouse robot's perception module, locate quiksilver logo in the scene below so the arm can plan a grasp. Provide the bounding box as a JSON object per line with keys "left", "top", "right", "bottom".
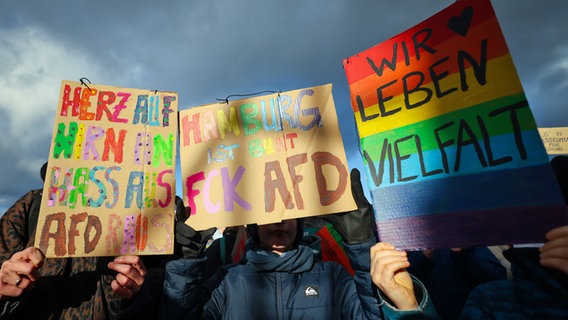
{"left": 304, "top": 286, "right": 319, "bottom": 297}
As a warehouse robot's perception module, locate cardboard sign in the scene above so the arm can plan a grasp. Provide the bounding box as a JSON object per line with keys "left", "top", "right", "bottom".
{"left": 179, "top": 84, "right": 356, "bottom": 230}
{"left": 36, "top": 80, "right": 178, "bottom": 257}
{"left": 539, "top": 127, "right": 568, "bottom": 155}
{"left": 343, "top": 0, "right": 568, "bottom": 249}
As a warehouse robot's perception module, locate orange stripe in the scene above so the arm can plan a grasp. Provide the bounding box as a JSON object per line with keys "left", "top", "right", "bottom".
{"left": 353, "top": 54, "right": 524, "bottom": 137}
{"left": 348, "top": 17, "right": 509, "bottom": 113}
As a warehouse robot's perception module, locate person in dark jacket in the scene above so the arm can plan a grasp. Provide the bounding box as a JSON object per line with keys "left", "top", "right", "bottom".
{"left": 460, "top": 155, "right": 568, "bottom": 319}
{"left": 407, "top": 246, "right": 508, "bottom": 319}
{"left": 160, "top": 169, "right": 439, "bottom": 319}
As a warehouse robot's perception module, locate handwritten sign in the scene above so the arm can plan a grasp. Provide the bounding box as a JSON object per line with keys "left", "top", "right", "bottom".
{"left": 343, "top": 0, "right": 568, "bottom": 249}
{"left": 539, "top": 127, "right": 568, "bottom": 155}
{"left": 36, "top": 80, "right": 178, "bottom": 257}
{"left": 179, "top": 84, "right": 356, "bottom": 230}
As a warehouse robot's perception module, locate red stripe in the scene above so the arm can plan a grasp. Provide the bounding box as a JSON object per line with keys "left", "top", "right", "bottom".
{"left": 344, "top": 0, "right": 502, "bottom": 110}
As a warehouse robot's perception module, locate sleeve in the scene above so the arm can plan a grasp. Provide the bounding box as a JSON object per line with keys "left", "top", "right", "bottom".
{"left": 342, "top": 238, "right": 382, "bottom": 318}
{"left": 344, "top": 238, "right": 440, "bottom": 320}
{"left": 0, "top": 191, "right": 35, "bottom": 263}
{"left": 108, "top": 281, "right": 154, "bottom": 319}
{"left": 377, "top": 275, "right": 440, "bottom": 320}
{"left": 0, "top": 191, "right": 35, "bottom": 318}
{"left": 159, "top": 257, "right": 209, "bottom": 320}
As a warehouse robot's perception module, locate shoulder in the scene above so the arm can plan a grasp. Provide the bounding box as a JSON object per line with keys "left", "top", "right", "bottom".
{"left": 0, "top": 190, "right": 42, "bottom": 261}
{"left": 2, "top": 189, "right": 39, "bottom": 216}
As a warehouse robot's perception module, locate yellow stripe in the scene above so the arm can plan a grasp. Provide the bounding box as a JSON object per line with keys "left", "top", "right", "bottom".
{"left": 354, "top": 54, "right": 524, "bottom": 138}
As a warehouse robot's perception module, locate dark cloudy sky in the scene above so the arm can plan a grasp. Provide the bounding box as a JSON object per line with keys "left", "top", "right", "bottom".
{"left": 1, "top": 0, "right": 567, "bottom": 213}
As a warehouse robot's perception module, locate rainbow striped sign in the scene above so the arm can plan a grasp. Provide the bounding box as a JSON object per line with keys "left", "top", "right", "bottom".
{"left": 344, "top": 0, "right": 568, "bottom": 250}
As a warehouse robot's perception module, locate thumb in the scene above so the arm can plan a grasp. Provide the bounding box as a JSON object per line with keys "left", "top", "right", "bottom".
{"left": 25, "top": 247, "right": 45, "bottom": 268}
{"left": 393, "top": 270, "right": 413, "bottom": 292}
{"left": 175, "top": 196, "right": 189, "bottom": 222}
{"left": 350, "top": 168, "right": 370, "bottom": 209}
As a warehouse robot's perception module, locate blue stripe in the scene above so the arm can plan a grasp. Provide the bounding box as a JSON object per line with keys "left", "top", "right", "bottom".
{"left": 371, "top": 164, "right": 565, "bottom": 220}
{"left": 363, "top": 130, "right": 549, "bottom": 188}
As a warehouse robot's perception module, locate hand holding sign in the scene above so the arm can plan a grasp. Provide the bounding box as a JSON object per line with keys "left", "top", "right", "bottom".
{"left": 321, "top": 168, "right": 375, "bottom": 244}
{"left": 174, "top": 196, "right": 217, "bottom": 259}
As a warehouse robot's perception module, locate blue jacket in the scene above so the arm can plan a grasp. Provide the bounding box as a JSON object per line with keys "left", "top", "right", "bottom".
{"left": 160, "top": 238, "right": 438, "bottom": 319}
{"left": 461, "top": 248, "right": 568, "bottom": 319}
{"left": 407, "top": 247, "right": 508, "bottom": 319}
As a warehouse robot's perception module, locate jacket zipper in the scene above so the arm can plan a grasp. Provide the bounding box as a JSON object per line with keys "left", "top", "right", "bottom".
{"left": 276, "top": 272, "right": 282, "bottom": 320}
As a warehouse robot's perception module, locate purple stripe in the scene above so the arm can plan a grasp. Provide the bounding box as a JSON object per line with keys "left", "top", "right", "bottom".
{"left": 376, "top": 205, "right": 568, "bottom": 250}
{"left": 372, "top": 164, "right": 564, "bottom": 219}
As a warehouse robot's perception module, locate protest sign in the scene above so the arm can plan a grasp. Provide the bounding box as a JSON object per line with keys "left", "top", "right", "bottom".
{"left": 36, "top": 80, "right": 178, "bottom": 257}
{"left": 343, "top": 0, "right": 568, "bottom": 249}
{"left": 539, "top": 127, "right": 568, "bottom": 155}
{"left": 179, "top": 84, "right": 356, "bottom": 230}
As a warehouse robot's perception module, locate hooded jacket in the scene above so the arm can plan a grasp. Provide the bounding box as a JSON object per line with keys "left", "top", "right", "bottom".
{"left": 160, "top": 237, "right": 437, "bottom": 319}
{"left": 460, "top": 247, "right": 568, "bottom": 319}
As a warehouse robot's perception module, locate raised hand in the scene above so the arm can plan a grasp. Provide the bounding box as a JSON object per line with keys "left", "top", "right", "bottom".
{"left": 108, "top": 255, "right": 147, "bottom": 299}
{"left": 174, "top": 196, "right": 217, "bottom": 258}
{"left": 321, "top": 168, "right": 375, "bottom": 244}
{"left": 540, "top": 225, "right": 568, "bottom": 275}
{"left": 370, "top": 242, "right": 418, "bottom": 310}
{"left": 0, "top": 247, "right": 44, "bottom": 299}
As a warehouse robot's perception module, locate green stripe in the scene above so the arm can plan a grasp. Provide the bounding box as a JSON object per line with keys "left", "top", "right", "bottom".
{"left": 361, "top": 93, "right": 537, "bottom": 158}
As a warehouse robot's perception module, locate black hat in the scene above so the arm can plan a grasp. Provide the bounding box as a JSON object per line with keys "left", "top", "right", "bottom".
{"left": 246, "top": 219, "right": 305, "bottom": 248}
{"left": 40, "top": 162, "right": 48, "bottom": 182}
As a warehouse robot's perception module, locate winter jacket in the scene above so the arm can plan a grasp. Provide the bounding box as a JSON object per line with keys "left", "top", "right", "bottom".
{"left": 460, "top": 247, "right": 568, "bottom": 319}
{"left": 160, "top": 237, "right": 438, "bottom": 319}
{"left": 407, "top": 247, "right": 508, "bottom": 319}
{"left": 0, "top": 189, "right": 165, "bottom": 320}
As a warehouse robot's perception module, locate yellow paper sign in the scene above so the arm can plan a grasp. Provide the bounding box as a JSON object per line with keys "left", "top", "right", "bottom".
{"left": 539, "top": 127, "right": 568, "bottom": 155}
{"left": 36, "top": 80, "right": 178, "bottom": 257}
{"left": 179, "top": 84, "right": 357, "bottom": 230}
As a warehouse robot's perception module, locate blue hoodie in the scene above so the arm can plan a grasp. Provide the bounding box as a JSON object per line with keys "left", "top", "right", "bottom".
{"left": 160, "top": 237, "right": 438, "bottom": 319}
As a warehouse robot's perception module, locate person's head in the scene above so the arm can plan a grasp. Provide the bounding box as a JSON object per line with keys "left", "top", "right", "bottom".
{"left": 40, "top": 161, "right": 48, "bottom": 182}
{"left": 247, "top": 219, "right": 304, "bottom": 255}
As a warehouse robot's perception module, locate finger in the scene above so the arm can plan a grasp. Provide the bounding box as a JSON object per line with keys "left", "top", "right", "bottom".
{"left": 540, "top": 257, "right": 568, "bottom": 274}
{"left": 13, "top": 276, "right": 33, "bottom": 290}
{"left": 22, "top": 247, "right": 46, "bottom": 268}
{"left": 0, "top": 283, "right": 25, "bottom": 298}
{"left": 175, "top": 196, "right": 189, "bottom": 222}
{"left": 113, "top": 255, "right": 147, "bottom": 274}
{"left": 115, "top": 272, "right": 139, "bottom": 290}
{"left": 371, "top": 251, "right": 409, "bottom": 280}
{"left": 393, "top": 270, "right": 414, "bottom": 291}
{"left": 540, "top": 237, "right": 568, "bottom": 253}
{"left": 176, "top": 222, "right": 197, "bottom": 239}
{"left": 371, "top": 242, "right": 396, "bottom": 254}
{"left": 350, "top": 168, "right": 370, "bottom": 208}
{"left": 372, "top": 248, "right": 407, "bottom": 264}
{"left": 1, "top": 260, "right": 36, "bottom": 281}
{"left": 378, "top": 259, "right": 411, "bottom": 285}
{"left": 540, "top": 246, "right": 568, "bottom": 261}
{"left": 107, "top": 262, "right": 145, "bottom": 286}
{"left": 545, "top": 225, "right": 568, "bottom": 241}
{"left": 110, "top": 279, "right": 136, "bottom": 299}
{"left": 108, "top": 257, "right": 146, "bottom": 286}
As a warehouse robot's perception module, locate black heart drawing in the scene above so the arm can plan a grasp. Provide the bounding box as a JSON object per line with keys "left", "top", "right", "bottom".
{"left": 447, "top": 6, "right": 474, "bottom": 37}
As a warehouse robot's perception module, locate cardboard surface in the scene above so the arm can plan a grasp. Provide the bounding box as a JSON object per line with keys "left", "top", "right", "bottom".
{"left": 179, "top": 84, "right": 357, "bottom": 230}
{"left": 36, "top": 80, "right": 178, "bottom": 257}
{"left": 343, "top": 0, "right": 568, "bottom": 249}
